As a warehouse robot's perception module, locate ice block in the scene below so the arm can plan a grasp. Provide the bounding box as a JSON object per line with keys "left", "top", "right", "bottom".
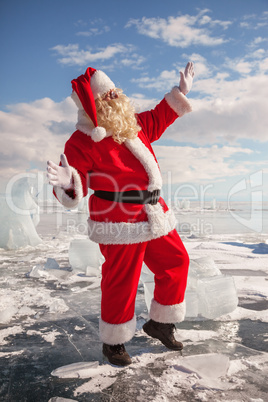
{"left": 68, "top": 238, "right": 103, "bottom": 275}
{"left": 141, "top": 256, "right": 238, "bottom": 320}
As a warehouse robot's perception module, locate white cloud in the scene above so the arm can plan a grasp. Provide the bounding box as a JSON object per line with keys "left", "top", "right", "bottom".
{"left": 76, "top": 26, "right": 110, "bottom": 37}
{"left": 51, "top": 43, "right": 130, "bottom": 66}
{"left": 131, "top": 54, "right": 213, "bottom": 91}
{"left": 133, "top": 58, "right": 268, "bottom": 146}
{"left": 182, "top": 53, "right": 213, "bottom": 78}
{"left": 0, "top": 97, "right": 77, "bottom": 189}
{"left": 74, "top": 18, "right": 110, "bottom": 36}
{"left": 154, "top": 144, "right": 253, "bottom": 184}
{"left": 126, "top": 10, "right": 231, "bottom": 48}
{"left": 51, "top": 43, "right": 146, "bottom": 70}
{"left": 198, "top": 14, "right": 231, "bottom": 30}
{"left": 131, "top": 69, "right": 180, "bottom": 92}
{"left": 130, "top": 96, "right": 157, "bottom": 113}
{"left": 166, "top": 73, "right": 268, "bottom": 146}
{"left": 121, "top": 54, "right": 146, "bottom": 68}
{"left": 240, "top": 22, "right": 251, "bottom": 29}
{"left": 225, "top": 50, "right": 268, "bottom": 76}
{"left": 249, "top": 37, "right": 268, "bottom": 48}
{"left": 240, "top": 11, "right": 268, "bottom": 30}
{"left": 248, "top": 48, "right": 266, "bottom": 59}
{"left": 130, "top": 42, "right": 268, "bottom": 146}
{"left": 259, "top": 57, "right": 268, "bottom": 73}
{"left": 235, "top": 61, "right": 253, "bottom": 75}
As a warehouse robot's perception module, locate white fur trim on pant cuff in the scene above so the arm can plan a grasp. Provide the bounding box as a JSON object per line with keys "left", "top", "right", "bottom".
{"left": 54, "top": 167, "right": 84, "bottom": 209}
{"left": 165, "top": 87, "right": 192, "bottom": 117}
{"left": 149, "top": 298, "right": 186, "bottom": 323}
{"left": 99, "top": 315, "right": 136, "bottom": 345}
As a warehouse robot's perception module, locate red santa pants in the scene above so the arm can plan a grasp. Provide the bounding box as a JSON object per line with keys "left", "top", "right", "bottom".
{"left": 99, "top": 228, "right": 189, "bottom": 343}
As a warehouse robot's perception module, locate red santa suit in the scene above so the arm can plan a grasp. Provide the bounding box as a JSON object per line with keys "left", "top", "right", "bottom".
{"left": 54, "top": 70, "right": 192, "bottom": 345}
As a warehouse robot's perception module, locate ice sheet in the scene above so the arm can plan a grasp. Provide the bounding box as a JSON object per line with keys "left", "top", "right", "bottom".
{"left": 0, "top": 210, "right": 267, "bottom": 401}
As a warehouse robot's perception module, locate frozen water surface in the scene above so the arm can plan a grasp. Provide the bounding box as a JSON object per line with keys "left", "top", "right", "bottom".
{"left": 0, "top": 208, "right": 268, "bottom": 401}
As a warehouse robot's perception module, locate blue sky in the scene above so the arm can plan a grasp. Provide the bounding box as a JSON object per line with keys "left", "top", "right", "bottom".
{"left": 1, "top": 0, "right": 268, "bottom": 203}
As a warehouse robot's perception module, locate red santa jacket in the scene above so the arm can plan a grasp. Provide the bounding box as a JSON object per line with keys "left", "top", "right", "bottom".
{"left": 54, "top": 87, "right": 192, "bottom": 245}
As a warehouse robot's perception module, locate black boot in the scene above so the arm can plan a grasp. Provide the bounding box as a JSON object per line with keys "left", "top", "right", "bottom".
{"left": 143, "top": 319, "right": 183, "bottom": 351}
{"left": 103, "top": 343, "right": 132, "bottom": 366}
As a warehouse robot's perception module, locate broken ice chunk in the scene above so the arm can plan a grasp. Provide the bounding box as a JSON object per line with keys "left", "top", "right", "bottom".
{"left": 51, "top": 361, "right": 99, "bottom": 378}
{"left": 68, "top": 239, "right": 103, "bottom": 274}
{"left": 0, "top": 176, "right": 42, "bottom": 250}
{"left": 143, "top": 281, "right": 154, "bottom": 313}
{"left": 174, "top": 353, "right": 230, "bottom": 390}
{"left": 26, "top": 259, "right": 70, "bottom": 280}
{"left": 190, "top": 256, "right": 222, "bottom": 278}
{"left": 44, "top": 258, "right": 60, "bottom": 270}
{"left": 185, "top": 290, "right": 199, "bottom": 318}
{"left": 197, "top": 275, "right": 238, "bottom": 319}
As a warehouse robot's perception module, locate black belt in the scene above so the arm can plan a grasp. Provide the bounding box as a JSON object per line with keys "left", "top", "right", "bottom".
{"left": 94, "top": 189, "right": 160, "bottom": 205}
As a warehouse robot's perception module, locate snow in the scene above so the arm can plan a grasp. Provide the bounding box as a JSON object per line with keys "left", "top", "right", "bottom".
{"left": 53, "top": 353, "right": 230, "bottom": 394}
{"left": 0, "top": 284, "right": 69, "bottom": 324}
{"left": 0, "top": 206, "right": 268, "bottom": 401}
{"left": 27, "top": 329, "right": 61, "bottom": 345}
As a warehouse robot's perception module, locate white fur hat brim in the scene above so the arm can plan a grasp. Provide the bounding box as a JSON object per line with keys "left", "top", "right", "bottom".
{"left": 91, "top": 70, "right": 116, "bottom": 99}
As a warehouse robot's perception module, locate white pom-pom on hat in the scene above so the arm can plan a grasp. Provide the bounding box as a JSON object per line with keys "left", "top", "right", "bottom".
{"left": 91, "top": 126, "right": 107, "bottom": 142}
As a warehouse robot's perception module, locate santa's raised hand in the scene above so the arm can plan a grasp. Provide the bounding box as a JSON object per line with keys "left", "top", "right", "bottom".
{"left": 47, "top": 154, "right": 73, "bottom": 190}
{"left": 179, "top": 62, "right": 195, "bottom": 95}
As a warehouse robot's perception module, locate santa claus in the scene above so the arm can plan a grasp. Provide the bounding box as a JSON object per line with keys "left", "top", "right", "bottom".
{"left": 47, "top": 62, "right": 194, "bottom": 366}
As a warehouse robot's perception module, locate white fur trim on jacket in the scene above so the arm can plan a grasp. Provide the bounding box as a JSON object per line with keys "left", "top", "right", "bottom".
{"left": 88, "top": 206, "right": 177, "bottom": 245}
{"left": 99, "top": 315, "right": 136, "bottom": 345}
{"left": 165, "top": 87, "right": 192, "bottom": 117}
{"left": 125, "top": 137, "right": 162, "bottom": 192}
{"left": 54, "top": 167, "right": 84, "bottom": 209}
{"left": 149, "top": 298, "right": 186, "bottom": 323}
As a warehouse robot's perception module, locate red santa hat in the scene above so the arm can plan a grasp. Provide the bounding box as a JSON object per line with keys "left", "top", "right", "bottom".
{"left": 71, "top": 67, "right": 116, "bottom": 141}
